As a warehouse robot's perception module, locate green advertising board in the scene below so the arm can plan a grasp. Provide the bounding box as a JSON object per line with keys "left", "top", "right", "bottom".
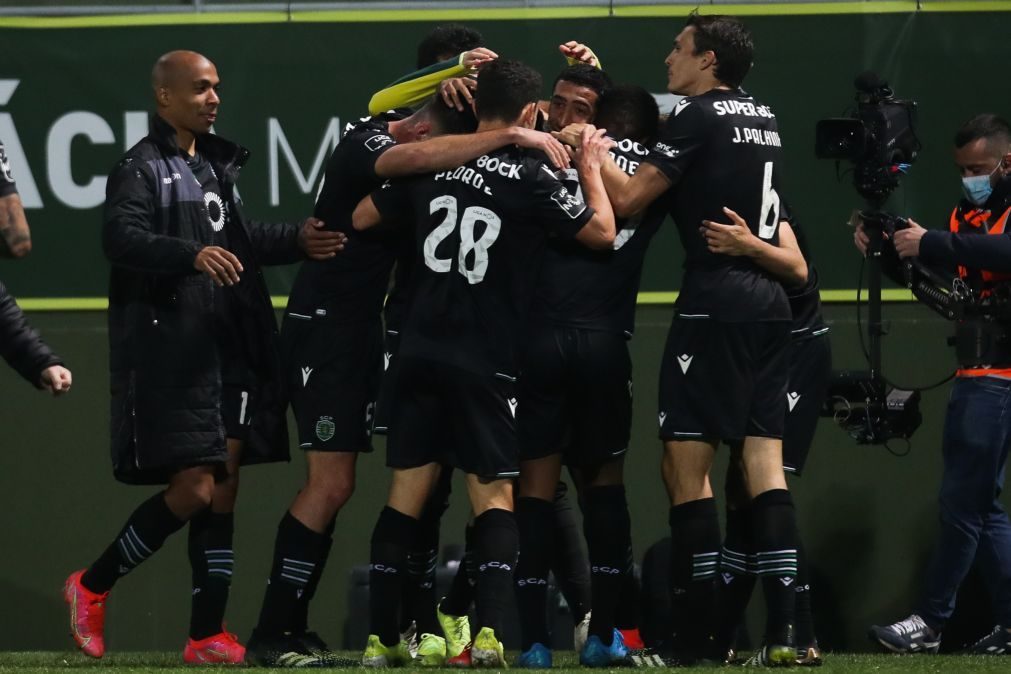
{"left": 0, "top": 3, "right": 1008, "bottom": 306}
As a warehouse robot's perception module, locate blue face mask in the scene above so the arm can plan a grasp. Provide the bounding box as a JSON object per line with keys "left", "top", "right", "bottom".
{"left": 961, "top": 160, "right": 1003, "bottom": 206}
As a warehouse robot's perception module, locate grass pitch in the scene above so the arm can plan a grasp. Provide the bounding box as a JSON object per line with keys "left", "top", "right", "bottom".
{"left": 1, "top": 651, "right": 1010, "bottom": 673}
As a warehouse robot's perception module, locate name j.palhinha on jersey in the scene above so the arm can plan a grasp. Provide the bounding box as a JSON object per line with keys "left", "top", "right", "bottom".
{"left": 731, "top": 126, "right": 782, "bottom": 147}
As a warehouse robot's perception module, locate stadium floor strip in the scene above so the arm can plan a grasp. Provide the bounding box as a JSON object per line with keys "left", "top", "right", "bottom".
{"left": 16, "top": 289, "right": 914, "bottom": 312}
{"left": 2, "top": 2, "right": 1011, "bottom": 29}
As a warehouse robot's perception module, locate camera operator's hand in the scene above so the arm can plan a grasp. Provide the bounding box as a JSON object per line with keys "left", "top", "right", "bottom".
{"left": 853, "top": 216, "right": 870, "bottom": 257}
{"left": 892, "top": 218, "right": 926, "bottom": 258}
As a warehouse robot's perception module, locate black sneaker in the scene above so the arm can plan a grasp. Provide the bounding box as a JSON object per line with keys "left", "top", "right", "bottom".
{"left": 868, "top": 614, "right": 940, "bottom": 654}
{"left": 295, "top": 630, "right": 330, "bottom": 655}
{"left": 965, "top": 625, "right": 1011, "bottom": 655}
{"left": 245, "top": 630, "right": 329, "bottom": 668}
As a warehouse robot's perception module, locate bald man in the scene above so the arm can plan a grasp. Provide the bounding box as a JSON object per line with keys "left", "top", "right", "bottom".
{"left": 62, "top": 51, "right": 345, "bottom": 665}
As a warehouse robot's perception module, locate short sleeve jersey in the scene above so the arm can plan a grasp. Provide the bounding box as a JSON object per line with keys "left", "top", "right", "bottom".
{"left": 373, "top": 146, "right": 594, "bottom": 377}
{"left": 646, "top": 88, "right": 790, "bottom": 322}
{"left": 286, "top": 112, "right": 406, "bottom": 323}
{"left": 531, "top": 138, "right": 666, "bottom": 336}
{"left": 0, "top": 140, "right": 17, "bottom": 197}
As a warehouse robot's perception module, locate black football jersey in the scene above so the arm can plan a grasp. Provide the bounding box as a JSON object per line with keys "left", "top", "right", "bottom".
{"left": 646, "top": 88, "right": 790, "bottom": 322}
{"left": 782, "top": 206, "right": 827, "bottom": 340}
{"left": 0, "top": 140, "right": 16, "bottom": 198}
{"left": 531, "top": 138, "right": 665, "bottom": 336}
{"left": 286, "top": 112, "right": 406, "bottom": 323}
{"left": 373, "top": 145, "right": 594, "bottom": 377}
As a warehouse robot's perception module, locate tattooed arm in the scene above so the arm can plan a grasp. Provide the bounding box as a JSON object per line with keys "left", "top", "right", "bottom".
{"left": 0, "top": 192, "right": 31, "bottom": 258}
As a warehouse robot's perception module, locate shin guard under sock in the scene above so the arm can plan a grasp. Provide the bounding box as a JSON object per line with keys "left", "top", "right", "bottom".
{"left": 474, "top": 508, "right": 519, "bottom": 637}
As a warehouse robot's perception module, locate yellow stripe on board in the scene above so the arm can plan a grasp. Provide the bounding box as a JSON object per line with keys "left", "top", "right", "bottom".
{"left": 2, "top": 2, "right": 1010, "bottom": 29}
{"left": 17, "top": 289, "right": 914, "bottom": 312}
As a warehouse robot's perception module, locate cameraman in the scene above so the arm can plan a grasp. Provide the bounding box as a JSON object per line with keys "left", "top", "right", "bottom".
{"left": 858, "top": 114, "right": 1011, "bottom": 655}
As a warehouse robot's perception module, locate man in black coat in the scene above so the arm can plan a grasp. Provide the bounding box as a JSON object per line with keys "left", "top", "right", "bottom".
{"left": 0, "top": 145, "right": 72, "bottom": 392}
{"left": 62, "top": 50, "right": 344, "bottom": 665}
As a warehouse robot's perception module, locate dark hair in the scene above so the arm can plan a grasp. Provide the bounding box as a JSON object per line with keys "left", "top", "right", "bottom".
{"left": 685, "top": 12, "right": 753, "bottom": 88}
{"left": 416, "top": 24, "right": 484, "bottom": 69}
{"left": 422, "top": 98, "right": 478, "bottom": 135}
{"left": 474, "top": 59, "right": 542, "bottom": 123}
{"left": 954, "top": 114, "right": 1011, "bottom": 150}
{"left": 594, "top": 84, "right": 660, "bottom": 145}
{"left": 552, "top": 63, "right": 612, "bottom": 98}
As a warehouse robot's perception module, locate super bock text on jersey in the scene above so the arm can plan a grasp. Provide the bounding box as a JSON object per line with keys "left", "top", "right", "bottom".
{"left": 372, "top": 145, "right": 594, "bottom": 478}
{"left": 648, "top": 88, "right": 790, "bottom": 322}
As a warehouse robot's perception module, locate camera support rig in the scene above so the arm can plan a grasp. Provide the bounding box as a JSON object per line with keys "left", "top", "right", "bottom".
{"left": 815, "top": 73, "right": 924, "bottom": 445}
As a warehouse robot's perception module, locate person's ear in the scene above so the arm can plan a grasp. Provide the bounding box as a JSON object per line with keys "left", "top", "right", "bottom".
{"left": 414, "top": 120, "right": 433, "bottom": 141}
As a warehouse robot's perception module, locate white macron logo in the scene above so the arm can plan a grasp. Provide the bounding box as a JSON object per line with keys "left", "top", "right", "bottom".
{"left": 673, "top": 98, "right": 691, "bottom": 116}
{"left": 678, "top": 354, "right": 693, "bottom": 374}
{"left": 658, "top": 411, "right": 667, "bottom": 426}
{"left": 787, "top": 392, "right": 801, "bottom": 412}
{"left": 301, "top": 367, "right": 313, "bottom": 386}
{"left": 507, "top": 397, "right": 518, "bottom": 418}
{"left": 779, "top": 577, "right": 795, "bottom": 587}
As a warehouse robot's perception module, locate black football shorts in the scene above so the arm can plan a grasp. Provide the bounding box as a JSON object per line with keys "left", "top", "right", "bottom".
{"left": 658, "top": 314, "right": 791, "bottom": 443}
{"left": 518, "top": 325, "right": 632, "bottom": 466}
{"left": 387, "top": 356, "right": 519, "bottom": 480}
{"left": 371, "top": 329, "right": 401, "bottom": 436}
{"left": 221, "top": 383, "right": 255, "bottom": 442}
{"left": 782, "top": 330, "right": 831, "bottom": 475}
{"left": 281, "top": 314, "right": 382, "bottom": 452}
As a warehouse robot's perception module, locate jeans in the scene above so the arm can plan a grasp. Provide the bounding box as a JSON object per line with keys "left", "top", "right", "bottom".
{"left": 917, "top": 376, "right": 1011, "bottom": 628}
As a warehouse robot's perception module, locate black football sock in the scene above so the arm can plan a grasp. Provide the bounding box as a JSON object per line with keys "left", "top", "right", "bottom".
{"left": 551, "top": 483, "right": 592, "bottom": 624}
{"left": 402, "top": 476, "right": 449, "bottom": 636}
{"left": 254, "top": 511, "right": 328, "bottom": 638}
{"left": 514, "top": 496, "right": 555, "bottom": 650}
{"left": 668, "top": 498, "right": 721, "bottom": 653}
{"left": 794, "top": 541, "right": 817, "bottom": 648}
{"left": 188, "top": 510, "right": 235, "bottom": 640}
{"left": 440, "top": 522, "right": 476, "bottom": 617}
{"left": 82, "top": 491, "right": 186, "bottom": 594}
{"left": 474, "top": 508, "right": 519, "bottom": 636}
{"left": 615, "top": 543, "right": 641, "bottom": 631}
{"left": 369, "top": 506, "right": 419, "bottom": 646}
{"left": 583, "top": 485, "right": 632, "bottom": 645}
{"left": 292, "top": 515, "right": 336, "bottom": 636}
{"left": 713, "top": 504, "right": 757, "bottom": 655}
{"left": 751, "top": 489, "right": 799, "bottom": 643}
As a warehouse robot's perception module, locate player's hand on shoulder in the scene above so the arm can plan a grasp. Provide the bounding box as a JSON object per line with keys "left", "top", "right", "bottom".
{"left": 559, "top": 41, "right": 599, "bottom": 67}
{"left": 461, "top": 47, "right": 498, "bottom": 70}
{"left": 194, "top": 245, "right": 243, "bottom": 286}
{"left": 298, "top": 217, "right": 347, "bottom": 260}
{"left": 851, "top": 211, "right": 870, "bottom": 257}
{"left": 551, "top": 123, "right": 591, "bottom": 149}
{"left": 439, "top": 77, "right": 478, "bottom": 112}
{"left": 701, "top": 207, "right": 759, "bottom": 256}
{"left": 574, "top": 126, "right": 615, "bottom": 172}
{"left": 40, "top": 364, "right": 72, "bottom": 396}
{"left": 512, "top": 128, "right": 570, "bottom": 170}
